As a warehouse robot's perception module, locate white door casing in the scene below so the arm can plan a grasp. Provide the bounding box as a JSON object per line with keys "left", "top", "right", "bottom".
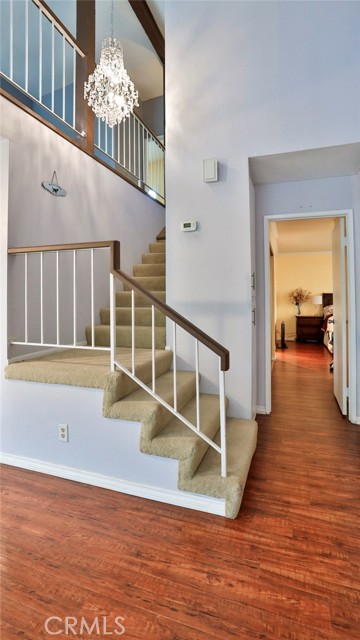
{"left": 263, "top": 209, "right": 357, "bottom": 423}
{"left": 332, "top": 218, "right": 348, "bottom": 415}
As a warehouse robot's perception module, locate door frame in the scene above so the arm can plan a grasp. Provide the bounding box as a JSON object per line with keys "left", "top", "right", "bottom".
{"left": 263, "top": 208, "right": 357, "bottom": 423}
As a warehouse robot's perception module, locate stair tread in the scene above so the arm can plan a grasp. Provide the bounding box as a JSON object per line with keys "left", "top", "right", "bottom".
{"left": 179, "top": 418, "right": 258, "bottom": 518}
{"left": 100, "top": 307, "right": 166, "bottom": 327}
{"left": 124, "top": 275, "right": 165, "bottom": 291}
{"left": 133, "top": 264, "right": 165, "bottom": 276}
{"left": 116, "top": 291, "right": 166, "bottom": 307}
{"left": 142, "top": 253, "right": 165, "bottom": 264}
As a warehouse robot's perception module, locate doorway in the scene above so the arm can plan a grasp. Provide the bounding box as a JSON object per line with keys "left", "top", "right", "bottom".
{"left": 264, "top": 209, "right": 357, "bottom": 423}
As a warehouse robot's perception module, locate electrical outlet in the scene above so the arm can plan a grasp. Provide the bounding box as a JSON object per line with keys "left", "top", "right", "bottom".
{"left": 58, "top": 423, "right": 69, "bottom": 442}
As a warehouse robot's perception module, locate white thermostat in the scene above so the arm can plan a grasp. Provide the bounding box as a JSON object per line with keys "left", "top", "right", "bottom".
{"left": 181, "top": 221, "right": 197, "bottom": 232}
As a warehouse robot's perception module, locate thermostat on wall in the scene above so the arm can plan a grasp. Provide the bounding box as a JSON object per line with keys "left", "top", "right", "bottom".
{"left": 181, "top": 221, "right": 197, "bottom": 232}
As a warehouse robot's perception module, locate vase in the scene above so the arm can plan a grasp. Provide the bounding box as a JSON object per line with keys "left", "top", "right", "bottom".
{"left": 297, "top": 305, "right": 301, "bottom": 315}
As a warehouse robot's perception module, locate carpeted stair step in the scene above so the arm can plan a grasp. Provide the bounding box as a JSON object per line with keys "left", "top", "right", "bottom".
{"left": 124, "top": 275, "right": 165, "bottom": 292}
{"left": 142, "top": 252, "right": 165, "bottom": 264}
{"left": 179, "top": 418, "right": 258, "bottom": 519}
{"left": 100, "top": 307, "right": 165, "bottom": 327}
{"left": 5, "top": 348, "right": 173, "bottom": 399}
{"left": 104, "top": 371, "right": 197, "bottom": 441}
{"left": 145, "top": 394, "right": 229, "bottom": 482}
{"left": 115, "top": 290, "right": 166, "bottom": 307}
{"left": 133, "top": 263, "right": 165, "bottom": 277}
{"left": 86, "top": 325, "right": 166, "bottom": 349}
{"left": 115, "top": 291, "right": 166, "bottom": 307}
{"left": 149, "top": 242, "right": 165, "bottom": 253}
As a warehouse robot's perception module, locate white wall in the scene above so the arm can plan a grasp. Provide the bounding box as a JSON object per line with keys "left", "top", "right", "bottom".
{"left": 165, "top": 0, "right": 360, "bottom": 418}
{"left": 0, "top": 97, "right": 165, "bottom": 469}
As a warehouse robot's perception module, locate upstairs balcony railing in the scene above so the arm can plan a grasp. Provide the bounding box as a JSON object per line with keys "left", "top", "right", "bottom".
{"left": 0, "top": 0, "right": 165, "bottom": 204}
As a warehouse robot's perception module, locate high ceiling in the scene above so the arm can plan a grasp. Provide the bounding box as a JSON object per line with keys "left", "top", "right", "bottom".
{"left": 46, "top": 0, "right": 164, "bottom": 102}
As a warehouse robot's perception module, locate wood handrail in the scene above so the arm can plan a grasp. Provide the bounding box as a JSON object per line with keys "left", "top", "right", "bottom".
{"left": 8, "top": 240, "right": 229, "bottom": 371}
{"left": 111, "top": 267, "right": 230, "bottom": 372}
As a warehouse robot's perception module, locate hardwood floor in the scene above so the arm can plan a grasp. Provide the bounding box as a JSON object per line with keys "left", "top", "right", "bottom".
{"left": 1, "top": 343, "right": 359, "bottom": 639}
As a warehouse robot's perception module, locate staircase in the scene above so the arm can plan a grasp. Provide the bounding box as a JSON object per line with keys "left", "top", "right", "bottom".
{"left": 87, "top": 237, "right": 257, "bottom": 518}
{"left": 5, "top": 236, "right": 257, "bottom": 519}
{"left": 85, "top": 240, "right": 166, "bottom": 349}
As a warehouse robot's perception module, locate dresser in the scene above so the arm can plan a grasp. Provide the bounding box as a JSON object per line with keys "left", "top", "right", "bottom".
{"left": 296, "top": 315, "right": 324, "bottom": 342}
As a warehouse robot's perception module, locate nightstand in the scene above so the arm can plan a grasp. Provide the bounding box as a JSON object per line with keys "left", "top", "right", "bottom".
{"left": 296, "top": 315, "right": 324, "bottom": 342}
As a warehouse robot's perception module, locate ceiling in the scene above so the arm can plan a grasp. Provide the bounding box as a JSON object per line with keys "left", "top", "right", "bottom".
{"left": 250, "top": 143, "right": 360, "bottom": 185}
{"left": 44, "top": 0, "right": 164, "bottom": 102}
{"left": 272, "top": 218, "right": 335, "bottom": 254}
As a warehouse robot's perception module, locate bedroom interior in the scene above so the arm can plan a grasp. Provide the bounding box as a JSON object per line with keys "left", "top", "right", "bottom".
{"left": 269, "top": 215, "right": 348, "bottom": 409}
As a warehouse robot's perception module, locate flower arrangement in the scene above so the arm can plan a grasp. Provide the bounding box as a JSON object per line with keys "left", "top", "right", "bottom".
{"left": 289, "top": 287, "right": 311, "bottom": 315}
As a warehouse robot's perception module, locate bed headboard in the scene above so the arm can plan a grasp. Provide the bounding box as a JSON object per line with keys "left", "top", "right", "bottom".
{"left": 322, "top": 292, "right": 333, "bottom": 307}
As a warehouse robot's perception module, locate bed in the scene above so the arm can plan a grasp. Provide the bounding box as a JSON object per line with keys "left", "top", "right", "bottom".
{"left": 322, "top": 292, "right": 334, "bottom": 354}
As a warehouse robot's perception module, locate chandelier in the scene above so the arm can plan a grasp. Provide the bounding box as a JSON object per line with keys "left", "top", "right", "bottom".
{"left": 84, "top": 2, "right": 139, "bottom": 128}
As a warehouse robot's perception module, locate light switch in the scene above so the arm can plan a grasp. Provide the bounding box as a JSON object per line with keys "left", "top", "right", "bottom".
{"left": 203, "top": 158, "right": 218, "bottom": 182}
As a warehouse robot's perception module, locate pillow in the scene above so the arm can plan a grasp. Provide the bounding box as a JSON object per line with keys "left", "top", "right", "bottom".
{"left": 323, "top": 305, "right": 333, "bottom": 317}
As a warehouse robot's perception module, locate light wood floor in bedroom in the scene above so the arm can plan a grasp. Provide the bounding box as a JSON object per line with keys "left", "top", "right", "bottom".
{"left": 1, "top": 342, "right": 359, "bottom": 640}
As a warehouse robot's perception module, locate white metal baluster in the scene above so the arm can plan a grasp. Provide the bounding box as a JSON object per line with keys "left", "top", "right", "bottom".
{"left": 39, "top": 7, "right": 42, "bottom": 101}
{"left": 62, "top": 36, "right": 66, "bottom": 121}
{"left": 105, "top": 123, "right": 108, "bottom": 155}
{"left": 117, "top": 124, "right": 120, "bottom": 164}
{"left": 172, "top": 322, "right": 177, "bottom": 412}
{"left": 128, "top": 118, "right": 131, "bottom": 172}
{"left": 219, "top": 362, "right": 227, "bottom": 477}
{"left": 72, "top": 47, "right": 76, "bottom": 128}
{"left": 51, "top": 22, "right": 54, "bottom": 112}
{"left": 73, "top": 250, "right": 77, "bottom": 345}
{"left": 24, "top": 253, "right": 28, "bottom": 342}
{"left": 133, "top": 116, "right": 136, "bottom": 175}
{"left": 112, "top": 126, "right": 114, "bottom": 160}
{"left": 56, "top": 251, "right": 60, "bottom": 344}
{"left": 142, "top": 127, "right": 145, "bottom": 185}
{"left": 131, "top": 289, "right": 135, "bottom": 375}
{"left": 109, "top": 273, "right": 115, "bottom": 371}
{"left": 97, "top": 117, "right": 100, "bottom": 148}
{"left": 122, "top": 119, "right": 125, "bottom": 167}
{"left": 40, "top": 252, "right": 44, "bottom": 344}
{"left": 9, "top": 0, "right": 13, "bottom": 80}
{"left": 25, "top": 0, "right": 29, "bottom": 92}
{"left": 137, "top": 120, "right": 140, "bottom": 178}
{"left": 90, "top": 249, "right": 95, "bottom": 347}
{"left": 195, "top": 339, "right": 200, "bottom": 431}
{"left": 151, "top": 305, "right": 155, "bottom": 393}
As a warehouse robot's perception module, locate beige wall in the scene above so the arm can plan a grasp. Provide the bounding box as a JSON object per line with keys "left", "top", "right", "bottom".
{"left": 275, "top": 253, "right": 333, "bottom": 340}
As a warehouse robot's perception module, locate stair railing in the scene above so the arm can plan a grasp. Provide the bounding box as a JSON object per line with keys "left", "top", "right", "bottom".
{"left": 8, "top": 241, "right": 117, "bottom": 369}
{"left": 8, "top": 240, "right": 229, "bottom": 476}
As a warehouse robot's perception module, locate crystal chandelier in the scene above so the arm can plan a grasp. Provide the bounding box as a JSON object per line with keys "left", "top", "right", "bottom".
{"left": 84, "top": 2, "right": 139, "bottom": 128}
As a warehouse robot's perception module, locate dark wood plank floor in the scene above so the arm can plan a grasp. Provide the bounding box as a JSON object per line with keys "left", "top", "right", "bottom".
{"left": 1, "top": 343, "right": 359, "bottom": 639}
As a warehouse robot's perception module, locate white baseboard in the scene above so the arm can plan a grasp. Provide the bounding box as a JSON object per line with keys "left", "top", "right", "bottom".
{"left": 0, "top": 453, "right": 226, "bottom": 517}
{"left": 255, "top": 405, "right": 267, "bottom": 415}
{"left": 353, "top": 416, "right": 360, "bottom": 425}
